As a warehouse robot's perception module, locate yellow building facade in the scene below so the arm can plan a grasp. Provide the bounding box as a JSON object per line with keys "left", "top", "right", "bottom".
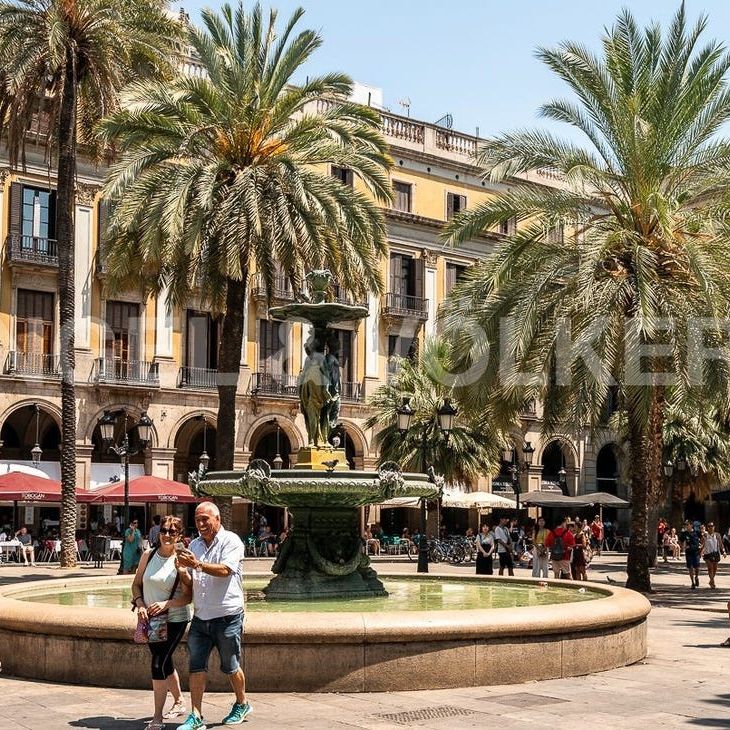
{"left": 0, "top": 100, "right": 627, "bottom": 534}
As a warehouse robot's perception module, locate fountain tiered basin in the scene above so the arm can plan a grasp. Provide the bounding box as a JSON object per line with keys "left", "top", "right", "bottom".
{"left": 0, "top": 572, "right": 648, "bottom": 692}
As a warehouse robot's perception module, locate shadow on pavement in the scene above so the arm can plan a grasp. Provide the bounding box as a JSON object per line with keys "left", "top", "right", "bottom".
{"left": 70, "top": 717, "right": 144, "bottom": 729}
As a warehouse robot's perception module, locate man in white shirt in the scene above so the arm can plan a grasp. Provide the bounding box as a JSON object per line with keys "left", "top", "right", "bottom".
{"left": 494, "top": 516, "right": 515, "bottom": 576}
{"left": 176, "top": 502, "right": 251, "bottom": 729}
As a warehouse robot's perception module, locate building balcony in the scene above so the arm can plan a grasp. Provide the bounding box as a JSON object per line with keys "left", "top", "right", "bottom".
{"left": 520, "top": 399, "right": 537, "bottom": 418}
{"left": 341, "top": 381, "right": 363, "bottom": 402}
{"left": 250, "top": 372, "right": 298, "bottom": 397}
{"left": 332, "top": 284, "right": 367, "bottom": 308}
{"left": 6, "top": 234, "right": 58, "bottom": 267}
{"left": 94, "top": 357, "right": 160, "bottom": 387}
{"left": 251, "top": 273, "right": 295, "bottom": 303}
{"left": 381, "top": 292, "right": 429, "bottom": 321}
{"left": 178, "top": 366, "right": 217, "bottom": 390}
{"left": 5, "top": 351, "right": 60, "bottom": 378}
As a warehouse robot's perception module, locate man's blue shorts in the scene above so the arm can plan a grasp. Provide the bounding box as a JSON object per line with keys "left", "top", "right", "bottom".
{"left": 188, "top": 611, "right": 243, "bottom": 675}
{"left": 685, "top": 550, "right": 700, "bottom": 569}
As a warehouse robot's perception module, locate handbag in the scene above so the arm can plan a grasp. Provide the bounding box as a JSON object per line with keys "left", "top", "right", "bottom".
{"left": 132, "top": 549, "right": 180, "bottom": 644}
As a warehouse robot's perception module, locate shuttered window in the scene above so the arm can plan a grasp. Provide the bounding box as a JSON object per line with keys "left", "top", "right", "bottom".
{"left": 259, "top": 319, "right": 287, "bottom": 375}
{"left": 445, "top": 263, "right": 467, "bottom": 296}
{"left": 186, "top": 311, "right": 220, "bottom": 369}
{"left": 105, "top": 301, "right": 140, "bottom": 362}
{"left": 446, "top": 193, "right": 466, "bottom": 220}
{"left": 331, "top": 166, "right": 353, "bottom": 187}
{"left": 393, "top": 181, "right": 412, "bottom": 212}
{"left": 16, "top": 290, "right": 53, "bottom": 354}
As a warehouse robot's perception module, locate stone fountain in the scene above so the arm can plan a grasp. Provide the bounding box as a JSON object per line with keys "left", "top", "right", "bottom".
{"left": 190, "top": 270, "right": 439, "bottom": 600}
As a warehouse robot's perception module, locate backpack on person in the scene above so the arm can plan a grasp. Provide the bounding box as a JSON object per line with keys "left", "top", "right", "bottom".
{"left": 551, "top": 530, "right": 565, "bottom": 561}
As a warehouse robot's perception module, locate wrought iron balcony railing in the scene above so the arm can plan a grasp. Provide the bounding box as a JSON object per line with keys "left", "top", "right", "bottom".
{"left": 251, "top": 273, "right": 295, "bottom": 302}
{"left": 178, "top": 366, "right": 218, "bottom": 390}
{"left": 250, "top": 372, "right": 298, "bottom": 397}
{"left": 381, "top": 292, "right": 429, "bottom": 319}
{"left": 340, "top": 381, "right": 363, "bottom": 402}
{"left": 6, "top": 234, "right": 58, "bottom": 266}
{"left": 94, "top": 357, "right": 160, "bottom": 387}
{"left": 5, "top": 351, "right": 60, "bottom": 378}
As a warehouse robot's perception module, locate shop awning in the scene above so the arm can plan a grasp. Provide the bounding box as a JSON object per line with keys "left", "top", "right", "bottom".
{"left": 442, "top": 490, "right": 515, "bottom": 509}
{"left": 0, "top": 471, "right": 95, "bottom": 502}
{"left": 91, "top": 475, "right": 199, "bottom": 504}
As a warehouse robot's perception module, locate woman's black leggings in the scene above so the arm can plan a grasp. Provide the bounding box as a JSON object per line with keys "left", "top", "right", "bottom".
{"left": 148, "top": 620, "right": 188, "bottom": 680}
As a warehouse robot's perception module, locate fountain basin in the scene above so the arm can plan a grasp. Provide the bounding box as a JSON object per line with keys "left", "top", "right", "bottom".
{"left": 0, "top": 573, "right": 649, "bottom": 692}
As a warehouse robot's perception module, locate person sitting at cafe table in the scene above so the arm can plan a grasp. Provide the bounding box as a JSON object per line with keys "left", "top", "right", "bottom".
{"left": 15, "top": 526, "right": 34, "bottom": 566}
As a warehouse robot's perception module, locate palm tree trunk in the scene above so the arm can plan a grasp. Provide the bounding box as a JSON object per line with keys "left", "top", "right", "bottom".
{"left": 57, "top": 50, "right": 77, "bottom": 568}
{"left": 214, "top": 273, "right": 248, "bottom": 525}
{"left": 626, "top": 391, "right": 665, "bottom": 592}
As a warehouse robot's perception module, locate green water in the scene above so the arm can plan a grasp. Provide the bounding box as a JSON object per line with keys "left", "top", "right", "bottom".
{"left": 15, "top": 578, "right": 601, "bottom": 612}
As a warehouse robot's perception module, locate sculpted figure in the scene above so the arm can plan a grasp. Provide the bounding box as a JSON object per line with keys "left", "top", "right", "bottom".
{"left": 298, "top": 337, "right": 332, "bottom": 446}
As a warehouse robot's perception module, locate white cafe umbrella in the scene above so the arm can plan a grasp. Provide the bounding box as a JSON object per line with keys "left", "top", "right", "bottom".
{"left": 442, "top": 490, "right": 515, "bottom": 509}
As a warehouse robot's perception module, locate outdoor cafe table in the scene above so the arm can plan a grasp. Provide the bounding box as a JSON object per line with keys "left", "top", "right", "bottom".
{"left": 0, "top": 539, "right": 21, "bottom": 562}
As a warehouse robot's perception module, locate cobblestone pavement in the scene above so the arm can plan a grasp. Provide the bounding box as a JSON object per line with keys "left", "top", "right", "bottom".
{"left": 1, "top": 554, "right": 729, "bottom": 729}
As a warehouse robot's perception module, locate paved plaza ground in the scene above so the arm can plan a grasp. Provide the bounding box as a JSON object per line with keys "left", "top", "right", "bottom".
{"left": 1, "top": 554, "right": 729, "bottom": 729}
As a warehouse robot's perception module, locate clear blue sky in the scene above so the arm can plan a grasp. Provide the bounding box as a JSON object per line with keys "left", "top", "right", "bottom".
{"left": 178, "top": 1, "right": 730, "bottom": 140}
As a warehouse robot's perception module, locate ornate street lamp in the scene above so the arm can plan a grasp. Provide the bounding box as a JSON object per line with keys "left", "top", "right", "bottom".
{"left": 100, "top": 410, "right": 153, "bottom": 574}
{"left": 663, "top": 460, "right": 674, "bottom": 478}
{"left": 270, "top": 418, "right": 284, "bottom": 470}
{"left": 199, "top": 416, "right": 210, "bottom": 473}
{"left": 30, "top": 403, "right": 42, "bottom": 466}
{"left": 398, "top": 395, "right": 456, "bottom": 574}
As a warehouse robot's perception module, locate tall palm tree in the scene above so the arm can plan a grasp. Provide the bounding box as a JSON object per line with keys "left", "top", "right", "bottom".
{"left": 366, "top": 338, "right": 503, "bottom": 485}
{"left": 98, "top": 2, "right": 393, "bottom": 520}
{"left": 442, "top": 5, "right": 730, "bottom": 591}
{"left": 0, "top": 0, "right": 180, "bottom": 566}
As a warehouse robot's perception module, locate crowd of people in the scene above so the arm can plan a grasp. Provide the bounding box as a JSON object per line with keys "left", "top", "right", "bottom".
{"left": 474, "top": 514, "right": 605, "bottom": 580}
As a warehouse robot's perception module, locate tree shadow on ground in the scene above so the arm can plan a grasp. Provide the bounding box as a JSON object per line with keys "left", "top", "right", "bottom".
{"left": 69, "top": 717, "right": 144, "bottom": 729}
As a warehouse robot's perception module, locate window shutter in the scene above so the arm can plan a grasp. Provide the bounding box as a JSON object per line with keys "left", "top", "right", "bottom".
{"left": 9, "top": 182, "right": 22, "bottom": 240}
{"left": 414, "top": 255, "right": 425, "bottom": 300}
{"left": 48, "top": 190, "right": 57, "bottom": 240}
{"left": 97, "top": 199, "right": 109, "bottom": 258}
{"left": 389, "top": 254, "right": 401, "bottom": 293}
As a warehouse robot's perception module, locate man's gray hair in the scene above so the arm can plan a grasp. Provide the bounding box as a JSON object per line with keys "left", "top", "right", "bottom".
{"left": 196, "top": 501, "right": 220, "bottom": 518}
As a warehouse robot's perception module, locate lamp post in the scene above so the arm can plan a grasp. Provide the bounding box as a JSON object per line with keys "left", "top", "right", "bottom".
{"left": 270, "top": 418, "right": 284, "bottom": 470}
{"left": 397, "top": 396, "right": 457, "bottom": 574}
{"left": 502, "top": 442, "right": 534, "bottom": 511}
{"left": 30, "top": 403, "right": 42, "bottom": 465}
{"left": 198, "top": 416, "right": 210, "bottom": 473}
{"left": 99, "top": 410, "right": 153, "bottom": 574}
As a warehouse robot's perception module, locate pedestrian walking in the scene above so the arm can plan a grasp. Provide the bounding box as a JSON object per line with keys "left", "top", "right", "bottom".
{"left": 545, "top": 516, "right": 575, "bottom": 579}
{"left": 590, "top": 515, "right": 604, "bottom": 556}
{"left": 701, "top": 522, "right": 725, "bottom": 589}
{"left": 680, "top": 519, "right": 701, "bottom": 589}
{"left": 532, "top": 517, "right": 550, "bottom": 578}
{"left": 175, "top": 502, "right": 252, "bottom": 729}
{"left": 148, "top": 515, "right": 162, "bottom": 549}
{"left": 131, "top": 516, "right": 192, "bottom": 730}
{"left": 475, "top": 523, "right": 494, "bottom": 575}
{"left": 122, "top": 519, "right": 143, "bottom": 574}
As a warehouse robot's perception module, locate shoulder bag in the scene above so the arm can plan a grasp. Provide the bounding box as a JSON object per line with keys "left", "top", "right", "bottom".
{"left": 133, "top": 549, "right": 181, "bottom": 644}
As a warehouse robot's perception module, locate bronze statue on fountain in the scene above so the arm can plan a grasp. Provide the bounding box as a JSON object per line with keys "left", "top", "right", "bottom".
{"left": 190, "top": 270, "right": 439, "bottom": 600}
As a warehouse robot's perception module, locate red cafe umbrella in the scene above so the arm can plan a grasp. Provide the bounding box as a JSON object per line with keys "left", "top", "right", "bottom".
{"left": 92, "top": 475, "right": 199, "bottom": 504}
{"left": 0, "top": 471, "right": 95, "bottom": 502}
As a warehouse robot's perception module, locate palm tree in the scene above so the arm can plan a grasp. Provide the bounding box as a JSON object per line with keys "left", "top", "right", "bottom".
{"left": 442, "top": 5, "right": 730, "bottom": 591}
{"left": 98, "top": 2, "right": 393, "bottom": 520}
{"left": 0, "top": 0, "right": 180, "bottom": 566}
{"left": 663, "top": 401, "right": 730, "bottom": 528}
{"left": 365, "top": 338, "right": 503, "bottom": 485}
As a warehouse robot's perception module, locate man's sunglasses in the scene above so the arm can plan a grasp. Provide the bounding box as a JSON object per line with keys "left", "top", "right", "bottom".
{"left": 159, "top": 527, "right": 178, "bottom": 535}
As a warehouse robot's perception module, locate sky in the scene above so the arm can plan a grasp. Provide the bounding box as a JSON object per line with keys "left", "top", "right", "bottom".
{"left": 178, "top": 0, "right": 730, "bottom": 141}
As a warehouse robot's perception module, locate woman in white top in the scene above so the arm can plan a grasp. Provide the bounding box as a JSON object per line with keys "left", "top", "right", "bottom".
{"left": 701, "top": 522, "right": 725, "bottom": 589}
{"left": 131, "top": 516, "right": 192, "bottom": 730}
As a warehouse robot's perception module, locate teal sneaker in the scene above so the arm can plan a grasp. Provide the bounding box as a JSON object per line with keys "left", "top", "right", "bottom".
{"left": 177, "top": 712, "right": 206, "bottom": 730}
{"left": 222, "top": 702, "right": 253, "bottom": 725}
